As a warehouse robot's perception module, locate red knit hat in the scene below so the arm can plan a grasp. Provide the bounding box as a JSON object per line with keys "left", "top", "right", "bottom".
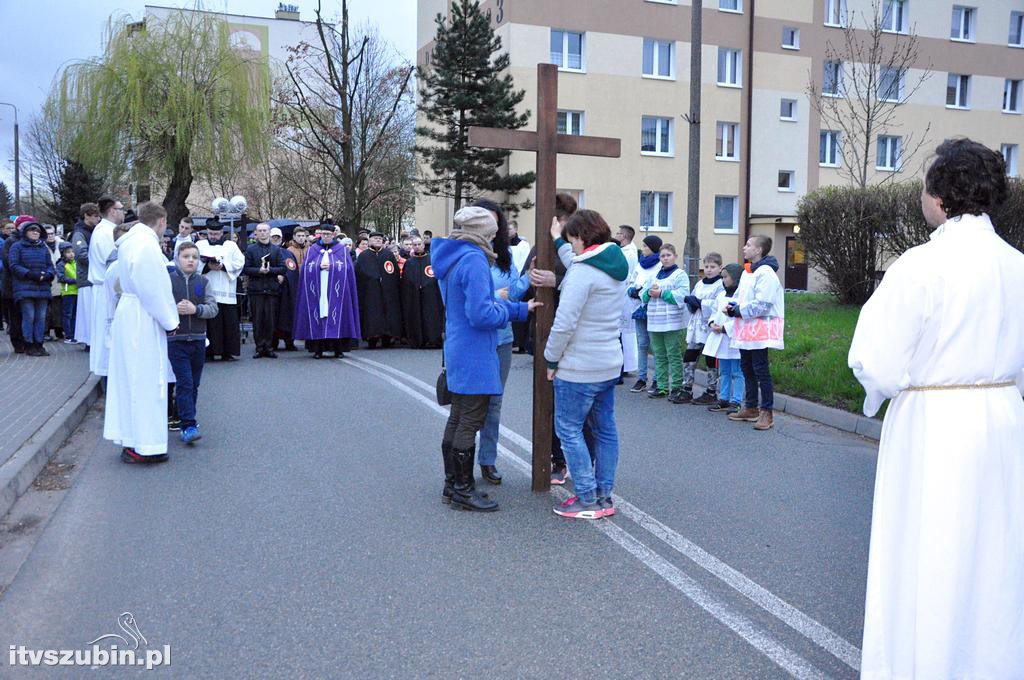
{"left": 13, "top": 215, "right": 38, "bottom": 229}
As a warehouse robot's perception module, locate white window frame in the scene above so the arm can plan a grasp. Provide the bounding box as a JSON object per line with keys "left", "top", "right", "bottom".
{"left": 823, "top": 60, "right": 843, "bottom": 97}
{"left": 551, "top": 29, "right": 586, "bottom": 72}
{"left": 951, "top": 6, "right": 975, "bottom": 42}
{"left": 820, "top": 130, "right": 841, "bottom": 167}
{"left": 713, "top": 196, "right": 739, "bottom": 234}
{"left": 778, "top": 171, "right": 795, "bottom": 192}
{"left": 825, "top": 0, "right": 848, "bottom": 27}
{"left": 782, "top": 26, "right": 800, "bottom": 49}
{"left": 876, "top": 135, "right": 903, "bottom": 171}
{"left": 645, "top": 0, "right": 679, "bottom": 4}
{"left": 642, "top": 38, "right": 675, "bottom": 80}
{"left": 1003, "top": 79, "right": 1022, "bottom": 114}
{"left": 557, "top": 110, "right": 585, "bottom": 136}
{"left": 640, "top": 191, "right": 673, "bottom": 232}
{"left": 780, "top": 99, "right": 798, "bottom": 121}
{"left": 1011, "top": 12, "right": 1024, "bottom": 47}
{"left": 717, "top": 48, "right": 742, "bottom": 87}
{"left": 557, "top": 189, "right": 586, "bottom": 209}
{"left": 882, "top": 0, "right": 909, "bottom": 34}
{"left": 878, "top": 66, "right": 903, "bottom": 102}
{"left": 715, "top": 122, "right": 740, "bottom": 161}
{"left": 719, "top": 0, "right": 742, "bottom": 13}
{"left": 946, "top": 73, "right": 971, "bottom": 109}
{"left": 641, "top": 116, "right": 674, "bottom": 156}
{"left": 1002, "top": 144, "right": 1019, "bottom": 177}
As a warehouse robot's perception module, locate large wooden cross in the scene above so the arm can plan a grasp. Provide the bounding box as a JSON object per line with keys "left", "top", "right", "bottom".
{"left": 468, "top": 63, "right": 621, "bottom": 492}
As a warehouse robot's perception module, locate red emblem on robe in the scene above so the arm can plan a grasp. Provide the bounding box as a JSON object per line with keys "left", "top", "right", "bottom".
{"left": 425, "top": 265, "right": 435, "bottom": 278}
{"left": 285, "top": 258, "right": 297, "bottom": 270}
{"left": 384, "top": 260, "right": 395, "bottom": 275}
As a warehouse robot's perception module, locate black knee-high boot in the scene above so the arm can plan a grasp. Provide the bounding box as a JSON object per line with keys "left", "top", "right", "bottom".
{"left": 450, "top": 447, "right": 498, "bottom": 512}
{"left": 441, "top": 439, "right": 455, "bottom": 504}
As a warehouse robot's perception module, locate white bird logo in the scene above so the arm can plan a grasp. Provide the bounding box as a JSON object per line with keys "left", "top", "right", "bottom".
{"left": 88, "top": 612, "right": 148, "bottom": 650}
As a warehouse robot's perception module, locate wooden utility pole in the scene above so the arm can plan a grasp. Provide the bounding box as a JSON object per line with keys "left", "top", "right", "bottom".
{"left": 468, "top": 63, "right": 621, "bottom": 491}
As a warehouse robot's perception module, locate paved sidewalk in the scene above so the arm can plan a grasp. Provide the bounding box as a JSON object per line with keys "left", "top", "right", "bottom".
{"left": 0, "top": 336, "right": 93, "bottom": 468}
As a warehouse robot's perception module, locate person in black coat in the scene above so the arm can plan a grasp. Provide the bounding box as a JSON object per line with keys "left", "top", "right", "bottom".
{"left": 243, "top": 222, "right": 288, "bottom": 358}
{"left": 354, "top": 231, "right": 402, "bottom": 348}
{"left": 9, "top": 222, "right": 56, "bottom": 356}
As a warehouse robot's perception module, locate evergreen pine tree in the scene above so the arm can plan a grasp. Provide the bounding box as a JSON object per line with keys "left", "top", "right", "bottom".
{"left": 0, "top": 181, "right": 12, "bottom": 217}
{"left": 46, "top": 160, "right": 105, "bottom": 228}
{"left": 415, "top": 0, "right": 535, "bottom": 210}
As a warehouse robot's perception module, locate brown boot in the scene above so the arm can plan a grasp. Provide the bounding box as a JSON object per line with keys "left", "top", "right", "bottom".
{"left": 753, "top": 409, "right": 774, "bottom": 430}
{"left": 728, "top": 407, "right": 760, "bottom": 422}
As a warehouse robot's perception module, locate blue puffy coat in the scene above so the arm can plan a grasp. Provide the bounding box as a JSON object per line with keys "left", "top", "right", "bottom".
{"left": 431, "top": 238, "right": 529, "bottom": 395}
{"left": 9, "top": 234, "right": 56, "bottom": 301}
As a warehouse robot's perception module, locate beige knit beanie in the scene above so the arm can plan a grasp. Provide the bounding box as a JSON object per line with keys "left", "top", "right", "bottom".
{"left": 452, "top": 206, "right": 498, "bottom": 241}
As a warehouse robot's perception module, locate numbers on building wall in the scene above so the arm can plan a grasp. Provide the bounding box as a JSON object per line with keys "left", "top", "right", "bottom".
{"left": 496, "top": 0, "right": 505, "bottom": 24}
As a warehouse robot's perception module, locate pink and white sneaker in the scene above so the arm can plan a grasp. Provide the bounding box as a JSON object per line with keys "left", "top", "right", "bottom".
{"left": 553, "top": 495, "right": 602, "bottom": 519}
{"left": 597, "top": 497, "right": 615, "bottom": 517}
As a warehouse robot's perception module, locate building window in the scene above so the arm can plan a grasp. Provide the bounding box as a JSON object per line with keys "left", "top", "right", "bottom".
{"left": 551, "top": 30, "right": 585, "bottom": 71}
{"left": 557, "top": 110, "right": 585, "bottom": 135}
{"left": 643, "top": 38, "right": 674, "bottom": 78}
{"left": 882, "top": 0, "right": 908, "bottom": 33}
{"left": 640, "top": 192, "right": 672, "bottom": 230}
{"left": 878, "top": 67, "right": 903, "bottom": 102}
{"left": 715, "top": 122, "right": 740, "bottom": 161}
{"left": 950, "top": 6, "right": 975, "bottom": 42}
{"left": 778, "top": 171, "right": 795, "bottom": 192}
{"left": 946, "top": 73, "right": 970, "bottom": 108}
{"left": 717, "top": 48, "right": 742, "bottom": 87}
{"left": 641, "top": 116, "right": 674, "bottom": 155}
{"left": 782, "top": 26, "right": 800, "bottom": 49}
{"left": 1003, "top": 144, "right": 1019, "bottom": 177}
{"left": 1011, "top": 12, "right": 1024, "bottom": 46}
{"left": 1003, "top": 79, "right": 1022, "bottom": 113}
{"left": 823, "top": 61, "right": 842, "bottom": 96}
{"left": 819, "top": 130, "right": 841, "bottom": 166}
{"left": 719, "top": 0, "right": 742, "bottom": 12}
{"left": 714, "top": 196, "right": 739, "bottom": 232}
{"left": 780, "top": 99, "right": 797, "bottom": 120}
{"left": 877, "top": 135, "right": 902, "bottom": 171}
{"left": 825, "top": 0, "right": 847, "bottom": 27}
{"left": 558, "top": 189, "right": 586, "bottom": 208}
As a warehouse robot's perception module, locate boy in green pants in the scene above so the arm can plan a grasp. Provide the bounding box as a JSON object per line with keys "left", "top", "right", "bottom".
{"left": 640, "top": 244, "right": 690, "bottom": 400}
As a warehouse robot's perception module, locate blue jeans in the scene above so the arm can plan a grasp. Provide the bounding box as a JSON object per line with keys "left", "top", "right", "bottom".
{"left": 168, "top": 340, "right": 206, "bottom": 428}
{"left": 478, "top": 342, "right": 513, "bottom": 466}
{"left": 741, "top": 348, "right": 774, "bottom": 410}
{"left": 718, "top": 358, "right": 745, "bottom": 405}
{"left": 19, "top": 298, "right": 48, "bottom": 344}
{"left": 634, "top": 317, "right": 651, "bottom": 380}
{"left": 553, "top": 377, "right": 620, "bottom": 504}
{"left": 62, "top": 295, "right": 77, "bottom": 340}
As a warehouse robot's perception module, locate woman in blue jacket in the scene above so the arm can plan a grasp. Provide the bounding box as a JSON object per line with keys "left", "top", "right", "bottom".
{"left": 430, "top": 206, "right": 539, "bottom": 512}
{"left": 9, "top": 222, "right": 56, "bottom": 356}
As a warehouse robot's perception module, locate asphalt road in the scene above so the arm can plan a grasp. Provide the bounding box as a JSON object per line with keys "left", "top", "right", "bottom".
{"left": 0, "top": 346, "right": 878, "bottom": 678}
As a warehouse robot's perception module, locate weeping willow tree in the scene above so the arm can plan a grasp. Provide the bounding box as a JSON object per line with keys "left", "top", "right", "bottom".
{"left": 54, "top": 9, "right": 269, "bottom": 226}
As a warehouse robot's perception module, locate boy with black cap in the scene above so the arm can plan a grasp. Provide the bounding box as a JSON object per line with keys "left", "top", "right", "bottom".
{"left": 626, "top": 233, "right": 664, "bottom": 393}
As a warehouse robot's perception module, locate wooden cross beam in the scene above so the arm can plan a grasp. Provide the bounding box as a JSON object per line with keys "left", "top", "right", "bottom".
{"left": 468, "top": 63, "right": 621, "bottom": 492}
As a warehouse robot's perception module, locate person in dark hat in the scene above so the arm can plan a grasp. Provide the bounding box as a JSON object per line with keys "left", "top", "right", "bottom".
{"left": 354, "top": 230, "right": 402, "bottom": 348}
{"left": 627, "top": 233, "right": 664, "bottom": 394}
{"left": 161, "top": 228, "right": 175, "bottom": 260}
{"left": 8, "top": 221, "right": 57, "bottom": 356}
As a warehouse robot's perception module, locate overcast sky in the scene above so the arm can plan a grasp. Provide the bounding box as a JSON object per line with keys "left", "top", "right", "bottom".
{"left": 0, "top": 0, "right": 416, "bottom": 200}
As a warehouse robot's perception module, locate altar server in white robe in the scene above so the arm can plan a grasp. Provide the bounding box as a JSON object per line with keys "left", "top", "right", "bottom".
{"left": 104, "top": 202, "right": 179, "bottom": 464}
{"left": 849, "top": 138, "right": 1024, "bottom": 679}
{"left": 616, "top": 224, "right": 640, "bottom": 374}
{"left": 88, "top": 196, "right": 123, "bottom": 375}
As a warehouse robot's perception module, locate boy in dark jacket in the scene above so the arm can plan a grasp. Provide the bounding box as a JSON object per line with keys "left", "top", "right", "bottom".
{"left": 167, "top": 242, "right": 218, "bottom": 444}
{"left": 9, "top": 222, "right": 56, "bottom": 356}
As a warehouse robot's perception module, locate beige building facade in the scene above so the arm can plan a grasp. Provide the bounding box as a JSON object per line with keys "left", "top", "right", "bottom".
{"left": 416, "top": 0, "right": 1024, "bottom": 288}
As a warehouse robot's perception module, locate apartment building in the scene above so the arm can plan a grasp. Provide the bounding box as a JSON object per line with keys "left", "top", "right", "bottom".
{"left": 415, "top": 0, "right": 1024, "bottom": 289}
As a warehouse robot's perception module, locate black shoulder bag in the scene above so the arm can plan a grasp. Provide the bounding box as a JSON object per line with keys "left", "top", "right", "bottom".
{"left": 435, "top": 276, "right": 451, "bottom": 405}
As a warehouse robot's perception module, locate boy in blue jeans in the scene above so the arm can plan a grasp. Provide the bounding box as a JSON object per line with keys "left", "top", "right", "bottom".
{"left": 167, "top": 243, "right": 217, "bottom": 444}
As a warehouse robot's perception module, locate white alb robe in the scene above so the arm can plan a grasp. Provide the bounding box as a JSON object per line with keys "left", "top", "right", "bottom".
{"left": 103, "top": 223, "right": 179, "bottom": 456}
{"left": 87, "top": 218, "right": 116, "bottom": 374}
{"left": 75, "top": 285, "right": 93, "bottom": 345}
{"left": 848, "top": 213, "right": 1024, "bottom": 679}
{"left": 619, "top": 243, "right": 640, "bottom": 373}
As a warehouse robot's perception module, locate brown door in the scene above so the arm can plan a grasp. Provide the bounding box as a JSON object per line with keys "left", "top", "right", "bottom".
{"left": 785, "top": 237, "right": 808, "bottom": 290}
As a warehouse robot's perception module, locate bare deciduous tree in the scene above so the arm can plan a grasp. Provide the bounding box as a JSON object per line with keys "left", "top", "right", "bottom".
{"left": 807, "top": 0, "right": 933, "bottom": 188}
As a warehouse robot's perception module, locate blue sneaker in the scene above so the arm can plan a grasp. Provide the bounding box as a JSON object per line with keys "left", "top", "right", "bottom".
{"left": 180, "top": 426, "right": 202, "bottom": 444}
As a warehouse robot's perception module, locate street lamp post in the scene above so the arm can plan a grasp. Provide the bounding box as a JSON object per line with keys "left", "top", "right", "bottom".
{"left": 0, "top": 102, "right": 19, "bottom": 215}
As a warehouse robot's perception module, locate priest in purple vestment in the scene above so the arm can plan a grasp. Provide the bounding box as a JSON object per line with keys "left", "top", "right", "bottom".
{"left": 293, "top": 225, "right": 361, "bottom": 358}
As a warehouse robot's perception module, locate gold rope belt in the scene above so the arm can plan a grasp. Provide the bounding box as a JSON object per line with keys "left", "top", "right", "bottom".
{"left": 905, "top": 381, "right": 1016, "bottom": 392}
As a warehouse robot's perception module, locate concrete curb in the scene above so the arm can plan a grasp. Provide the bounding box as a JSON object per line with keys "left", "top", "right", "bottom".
{"left": 0, "top": 376, "right": 102, "bottom": 519}
{"left": 694, "top": 369, "right": 880, "bottom": 442}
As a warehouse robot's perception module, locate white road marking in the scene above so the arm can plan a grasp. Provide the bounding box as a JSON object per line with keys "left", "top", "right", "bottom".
{"left": 343, "top": 356, "right": 834, "bottom": 679}
{"left": 347, "top": 354, "right": 862, "bottom": 671}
